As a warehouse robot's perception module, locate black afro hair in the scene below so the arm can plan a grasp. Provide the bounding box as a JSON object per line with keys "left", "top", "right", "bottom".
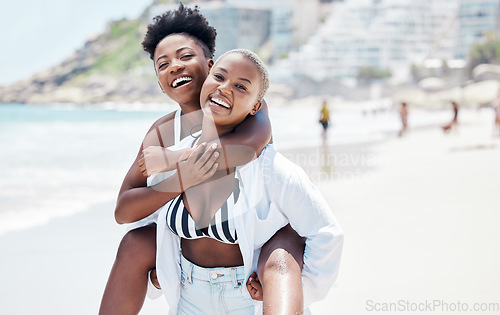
{"left": 142, "top": 3, "right": 217, "bottom": 60}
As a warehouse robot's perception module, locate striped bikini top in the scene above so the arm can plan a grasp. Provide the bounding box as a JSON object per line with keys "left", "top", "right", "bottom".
{"left": 165, "top": 177, "right": 240, "bottom": 244}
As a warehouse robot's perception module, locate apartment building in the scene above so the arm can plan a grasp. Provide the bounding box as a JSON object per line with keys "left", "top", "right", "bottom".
{"left": 455, "top": 0, "right": 500, "bottom": 59}
{"left": 273, "top": 0, "right": 458, "bottom": 83}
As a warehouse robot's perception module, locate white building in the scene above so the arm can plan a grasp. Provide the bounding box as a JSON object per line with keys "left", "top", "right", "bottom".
{"left": 219, "top": 0, "right": 329, "bottom": 62}
{"left": 272, "top": 0, "right": 459, "bottom": 84}
{"left": 199, "top": 2, "right": 271, "bottom": 59}
{"left": 147, "top": 2, "right": 270, "bottom": 60}
{"left": 455, "top": 0, "right": 500, "bottom": 59}
{"left": 147, "top": 0, "right": 331, "bottom": 63}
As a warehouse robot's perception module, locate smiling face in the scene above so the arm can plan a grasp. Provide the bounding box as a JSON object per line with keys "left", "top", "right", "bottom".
{"left": 200, "top": 52, "right": 262, "bottom": 132}
{"left": 154, "top": 34, "right": 213, "bottom": 108}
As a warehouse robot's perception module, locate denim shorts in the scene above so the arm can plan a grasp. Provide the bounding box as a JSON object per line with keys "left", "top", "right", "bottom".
{"left": 178, "top": 253, "right": 255, "bottom": 314}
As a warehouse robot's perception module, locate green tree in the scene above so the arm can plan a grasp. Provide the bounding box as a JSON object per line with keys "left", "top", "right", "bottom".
{"left": 357, "top": 66, "right": 391, "bottom": 85}
{"left": 410, "top": 63, "right": 422, "bottom": 83}
{"left": 467, "top": 36, "right": 500, "bottom": 78}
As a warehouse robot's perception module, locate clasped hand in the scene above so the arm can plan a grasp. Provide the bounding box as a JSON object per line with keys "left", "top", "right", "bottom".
{"left": 139, "top": 143, "right": 220, "bottom": 189}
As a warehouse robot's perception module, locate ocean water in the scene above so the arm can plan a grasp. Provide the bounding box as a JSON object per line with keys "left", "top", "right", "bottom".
{"left": 0, "top": 103, "right": 174, "bottom": 235}
{"left": 0, "top": 102, "right": 452, "bottom": 235}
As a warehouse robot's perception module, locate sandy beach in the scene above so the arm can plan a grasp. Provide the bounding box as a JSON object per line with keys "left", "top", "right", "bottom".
{"left": 309, "top": 108, "right": 500, "bottom": 314}
{"left": 1, "top": 108, "right": 499, "bottom": 314}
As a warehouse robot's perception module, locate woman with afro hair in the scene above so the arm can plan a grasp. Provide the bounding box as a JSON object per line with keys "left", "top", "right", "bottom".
{"left": 99, "top": 4, "right": 308, "bottom": 314}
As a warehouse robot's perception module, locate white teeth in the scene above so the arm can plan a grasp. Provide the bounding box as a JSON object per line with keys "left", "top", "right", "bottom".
{"left": 171, "top": 76, "right": 193, "bottom": 88}
{"left": 211, "top": 97, "right": 230, "bottom": 109}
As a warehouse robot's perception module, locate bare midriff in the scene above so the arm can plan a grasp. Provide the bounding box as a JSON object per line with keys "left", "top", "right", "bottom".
{"left": 181, "top": 238, "right": 243, "bottom": 268}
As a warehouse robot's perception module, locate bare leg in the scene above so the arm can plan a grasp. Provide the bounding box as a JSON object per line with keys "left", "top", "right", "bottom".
{"left": 258, "top": 224, "right": 306, "bottom": 315}
{"left": 99, "top": 224, "right": 157, "bottom": 315}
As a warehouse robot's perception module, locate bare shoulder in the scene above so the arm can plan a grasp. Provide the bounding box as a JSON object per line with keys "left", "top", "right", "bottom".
{"left": 143, "top": 111, "right": 177, "bottom": 148}
{"left": 149, "top": 111, "right": 177, "bottom": 132}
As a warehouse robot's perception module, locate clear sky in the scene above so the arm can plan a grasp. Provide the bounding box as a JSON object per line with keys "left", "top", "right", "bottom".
{"left": 0, "top": 0, "right": 153, "bottom": 86}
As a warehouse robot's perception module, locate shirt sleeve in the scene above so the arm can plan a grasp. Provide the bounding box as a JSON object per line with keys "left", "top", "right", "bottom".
{"left": 269, "top": 156, "right": 344, "bottom": 307}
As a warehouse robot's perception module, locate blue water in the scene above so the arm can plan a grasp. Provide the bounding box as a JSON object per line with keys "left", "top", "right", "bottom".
{"left": 0, "top": 103, "right": 170, "bottom": 235}
{"left": 2, "top": 106, "right": 152, "bottom": 123}
{"left": 0, "top": 102, "right": 451, "bottom": 234}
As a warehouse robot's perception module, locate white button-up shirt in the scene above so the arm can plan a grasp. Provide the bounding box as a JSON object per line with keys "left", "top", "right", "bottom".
{"left": 149, "top": 135, "right": 344, "bottom": 314}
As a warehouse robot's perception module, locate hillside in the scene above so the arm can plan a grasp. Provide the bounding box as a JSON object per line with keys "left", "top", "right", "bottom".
{"left": 0, "top": 7, "right": 165, "bottom": 104}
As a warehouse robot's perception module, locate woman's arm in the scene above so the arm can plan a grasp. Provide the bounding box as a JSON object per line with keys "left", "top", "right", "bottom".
{"left": 115, "top": 151, "right": 178, "bottom": 224}
{"left": 214, "top": 99, "right": 272, "bottom": 170}
{"left": 114, "top": 116, "right": 218, "bottom": 224}
{"left": 139, "top": 100, "right": 272, "bottom": 177}
{"left": 115, "top": 142, "right": 218, "bottom": 224}
{"left": 138, "top": 146, "right": 193, "bottom": 177}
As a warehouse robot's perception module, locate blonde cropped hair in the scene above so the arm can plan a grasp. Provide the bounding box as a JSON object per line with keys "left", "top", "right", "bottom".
{"left": 217, "top": 49, "right": 269, "bottom": 101}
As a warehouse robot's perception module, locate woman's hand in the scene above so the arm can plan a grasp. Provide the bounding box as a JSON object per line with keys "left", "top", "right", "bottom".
{"left": 246, "top": 271, "right": 263, "bottom": 301}
{"left": 139, "top": 146, "right": 170, "bottom": 177}
{"left": 176, "top": 143, "right": 219, "bottom": 190}
{"left": 139, "top": 146, "right": 198, "bottom": 177}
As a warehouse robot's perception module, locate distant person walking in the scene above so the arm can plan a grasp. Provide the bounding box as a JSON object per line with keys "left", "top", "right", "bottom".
{"left": 398, "top": 101, "right": 408, "bottom": 137}
{"left": 442, "top": 101, "right": 459, "bottom": 133}
{"left": 319, "top": 99, "right": 330, "bottom": 141}
{"left": 492, "top": 88, "right": 500, "bottom": 136}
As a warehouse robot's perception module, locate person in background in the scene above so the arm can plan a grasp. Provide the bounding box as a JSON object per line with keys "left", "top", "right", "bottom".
{"left": 442, "top": 101, "right": 459, "bottom": 133}
{"left": 492, "top": 88, "right": 500, "bottom": 136}
{"left": 319, "top": 99, "right": 330, "bottom": 141}
{"left": 398, "top": 101, "right": 408, "bottom": 137}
